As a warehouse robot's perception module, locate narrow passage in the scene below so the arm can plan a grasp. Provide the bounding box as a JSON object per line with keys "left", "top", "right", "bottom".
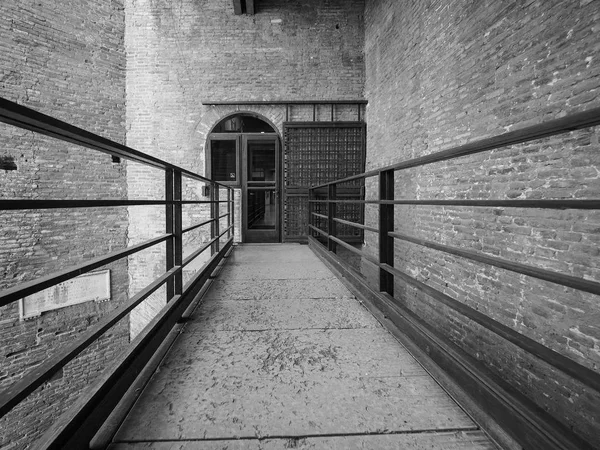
{"left": 110, "top": 244, "right": 497, "bottom": 449}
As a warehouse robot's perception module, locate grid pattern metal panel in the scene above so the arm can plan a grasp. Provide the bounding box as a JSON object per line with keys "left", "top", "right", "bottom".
{"left": 284, "top": 195, "right": 309, "bottom": 240}
{"left": 285, "top": 125, "right": 365, "bottom": 188}
{"left": 283, "top": 122, "right": 365, "bottom": 241}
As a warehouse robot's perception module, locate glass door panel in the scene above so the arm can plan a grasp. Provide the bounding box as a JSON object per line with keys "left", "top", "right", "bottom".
{"left": 209, "top": 137, "right": 238, "bottom": 184}
{"left": 247, "top": 189, "right": 276, "bottom": 230}
{"left": 248, "top": 141, "right": 276, "bottom": 182}
{"left": 243, "top": 136, "right": 279, "bottom": 243}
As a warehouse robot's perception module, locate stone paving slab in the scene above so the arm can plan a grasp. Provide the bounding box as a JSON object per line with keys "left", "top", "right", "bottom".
{"left": 202, "top": 278, "right": 354, "bottom": 300}
{"left": 218, "top": 260, "right": 335, "bottom": 281}
{"left": 149, "top": 328, "right": 429, "bottom": 379}
{"left": 113, "top": 372, "right": 475, "bottom": 441}
{"left": 110, "top": 430, "right": 496, "bottom": 449}
{"left": 187, "top": 298, "right": 380, "bottom": 331}
{"left": 226, "top": 244, "right": 319, "bottom": 264}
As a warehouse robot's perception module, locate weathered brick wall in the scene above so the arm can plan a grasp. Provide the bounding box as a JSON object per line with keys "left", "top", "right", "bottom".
{"left": 125, "top": 0, "right": 366, "bottom": 334}
{"left": 363, "top": 0, "right": 600, "bottom": 444}
{"left": 0, "top": 0, "right": 128, "bottom": 447}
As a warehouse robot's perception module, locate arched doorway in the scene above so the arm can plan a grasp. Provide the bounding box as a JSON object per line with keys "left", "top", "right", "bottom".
{"left": 207, "top": 113, "right": 281, "bottom": 243}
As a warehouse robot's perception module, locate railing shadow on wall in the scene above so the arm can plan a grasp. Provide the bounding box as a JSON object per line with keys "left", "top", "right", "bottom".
{"left": 308, "top": 106, "right": 600, "bottom": 450}
{"left": 0, "top": 97, "right": 234, "bottom": 449}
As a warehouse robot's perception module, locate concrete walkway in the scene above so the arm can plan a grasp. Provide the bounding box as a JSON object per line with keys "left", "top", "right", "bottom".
{"left": 110, "top": 244, "right": 498, "bottom": 449}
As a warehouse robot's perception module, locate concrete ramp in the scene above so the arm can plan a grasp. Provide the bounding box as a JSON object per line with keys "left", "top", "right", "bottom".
{"left": 109, "top": 244, "right": 497, "bottom": 449}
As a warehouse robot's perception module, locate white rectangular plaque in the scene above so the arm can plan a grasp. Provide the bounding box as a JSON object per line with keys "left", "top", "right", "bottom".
{"left": 19, "top": 270, "right": 111, "bottom": 319}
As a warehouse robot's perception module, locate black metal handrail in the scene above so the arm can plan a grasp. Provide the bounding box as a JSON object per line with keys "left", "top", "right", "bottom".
{"left": 0, "top": 199, "right": 228, "bottom": 209}
{"left": 0, "top": 97, "right": 235, "bottom": 448}
{"left": 308, "top": 105, "right": 600, "bottom": 395}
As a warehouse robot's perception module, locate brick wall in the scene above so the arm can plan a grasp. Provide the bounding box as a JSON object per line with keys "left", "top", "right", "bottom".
{"left": 363, "top": 0, "right": 600, "bottom": 444}
{"left": 125, "top": 0, "right": 366, "bottom": 334}
{"left": 0, "top": 0, "right": 128, "bottom": 447}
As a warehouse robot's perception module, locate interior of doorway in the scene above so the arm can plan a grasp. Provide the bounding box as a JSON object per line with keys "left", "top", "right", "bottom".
{"left": 206, "top": 113, "right": 281, "bottom": 243}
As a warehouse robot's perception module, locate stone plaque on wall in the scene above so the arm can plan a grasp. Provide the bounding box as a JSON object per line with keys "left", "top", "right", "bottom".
{"left": 19, "top": 270, "right": 111, "bottom": 319}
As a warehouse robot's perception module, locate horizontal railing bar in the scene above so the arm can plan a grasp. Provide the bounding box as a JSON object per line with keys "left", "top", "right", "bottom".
{"left": 312, "top": 212, "right": 327, "bottom": 219}
{"left": 311, "top": 170, "right": 377, "bottom": 190}
{"left": 312, "top": 105, "right": 600, "bottom": 190}
{"left": 309, "top": 199, "right": 377, "bottom": 204}
{"left": 309, "top": 199, "right": 600, "bottom": 209}
{"left": 380, "top": 199, "right": 600, "bottom": 209}
{"left": 333, "top": 217, "right": 379, "bottom": 233}
{"left": 0, "top": 234, "right": 171, "bottom": 307}
{"left": 201, "top": 99, "right": 368, "bottom": 105}
{"left": 219, "top": 226, "right": 234, "bottom": 238}
{"left": 0, "top": 266, "right": 180, "bottom": 419}
{"left": 379, "top": 263, "right": 600, "bottom": 394}
{"left": 308, "top": 224, "right": 328, "bottom": 237}
{"left": 182, "top": 218, "right": 216, "bottom": 234}
{"left": 329, "top": 235, "right": 379, "bottom": 265}
{"left": 180, "top": 171, "right": 234, "bottom": 186}
{"left": 0, "top": 199, "right": 221, "bottom": 210}
{"left": 182, "top": 200, "right": 229, "bottom": 205}
{"left": 387, "top": 107, "right": 600, "bottom": 172}
{"left": 308, "top": 226, "right": 377, "bottom": 264}
{"left": 219, "top": 213, "right": 230, "bottom": 219}
{"left": 389, "top": 231, "right": 600, "bottom": 296}
{"left": 181, "top": 226, "right": 233, "bottom": 268}
{"left": 182, "top": 237, "right": 218, "bottom": 268}
{"left": 0, "top": 97, "right": 229, "bottom": 186}
{"left": 289, "top": 187, "right": 361, "bottom": 194}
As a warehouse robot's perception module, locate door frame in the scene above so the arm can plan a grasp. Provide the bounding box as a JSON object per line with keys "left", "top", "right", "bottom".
{"left": 206, "top": 132, "right": 282, "bottom": 243}
{"left": 241, "top": 133, "right": 282, "bottom": 243}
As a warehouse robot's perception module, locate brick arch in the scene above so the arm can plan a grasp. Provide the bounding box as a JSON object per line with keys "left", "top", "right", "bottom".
{"left": 190, "top": 105, "right": 286, "bottom": 177}
{"left": 192, "top": 105, "right": 286, "bottom": 138}
{"left": 202, "top": 108, "right": 284, "bottom": 178}
{"left": 208, "top": 110, "right": 281, "bottom": 137}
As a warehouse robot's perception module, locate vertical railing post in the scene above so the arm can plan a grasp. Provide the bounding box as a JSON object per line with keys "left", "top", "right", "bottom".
{"left": 173, "top": 170, "right": 182, "bottom": 295}
{"left": 165, "top": 169, "right": 175, "bottom": 301}
{"left": 211, "top": 183, "right": 220, "bottom": 255}
{"left": 328, "top": 183, "right": 337, "bottom": 253}
{"left": 308, "top": 186, "right": 313, "bottom": 238}
{"left": 379, "top": 169, "right": 394, "bottom": 295}
{"left": 227, "top": 187, "right": 232, "bottom": 240}
{"left": 230, "top": 187, "right": 235, "bottom": 242}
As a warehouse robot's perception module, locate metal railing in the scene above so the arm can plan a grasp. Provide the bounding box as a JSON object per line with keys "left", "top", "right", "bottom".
{"left": 0, "top": 97, "right": 235, "bottom": 448}
{"left": 308, "top": 106, "right": 600, "bottom": 408}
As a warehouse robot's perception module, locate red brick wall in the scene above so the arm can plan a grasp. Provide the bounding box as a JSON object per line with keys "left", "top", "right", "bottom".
{"left": 363, "top": 0, "right": 600, "bottom": 444}
{"left": 125, "top": 0, "right": 366, "bottom": 333}
{"left": 0, "top": 0, "right": 128, "bottom": 447}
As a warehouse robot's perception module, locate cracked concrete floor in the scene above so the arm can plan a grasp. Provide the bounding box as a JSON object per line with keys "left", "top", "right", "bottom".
{"left": 110, "top": 244, "right": 498, "bottom": 449}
